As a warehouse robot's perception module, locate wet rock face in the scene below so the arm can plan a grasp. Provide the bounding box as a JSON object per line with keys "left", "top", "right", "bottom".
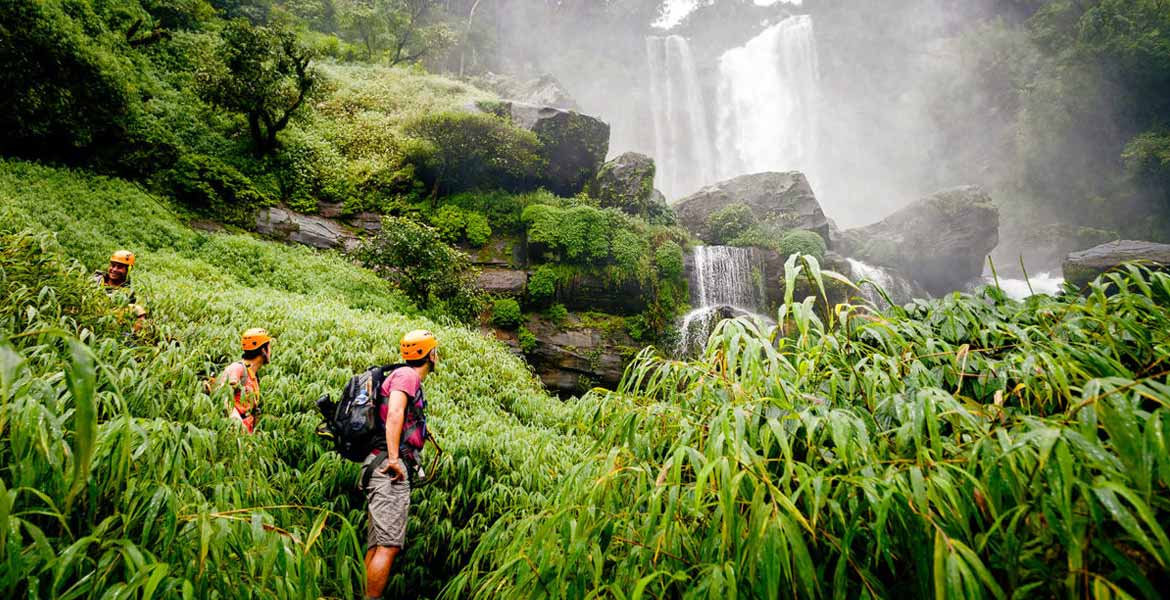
{"left": 256, "top": 206, "right": 356, "bottom": 250}
{"left": 481, "top": 73, "right": 581, "bottom": 111}
{"left": 524, "top": 316, "right": 634, "bottom": 397}
{"left": 476, "top": 268, "right": 527, "bottom": 297}
{"left": 477, "top": 100, "right": 611, "bottom": 197}
{"left": 674, "top": 172, "right": 829, "bottom": 245}
{"left": 1063, "top": 240, "right": 1170, "bottom": 288}
{"left": 588, "top": 152, "right": 657, "bottom": 217}
{"left": 837, "top": 186, "right": 1000, "bottom": 296}
{"left": 554, "top": 273, "right": 647, "bottom": 315}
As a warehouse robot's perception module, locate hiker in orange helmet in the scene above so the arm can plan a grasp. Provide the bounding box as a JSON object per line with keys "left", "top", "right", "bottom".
{"left": 94, "top": 250, "right": 148, "bottom": 333}
{"left": 218, "top": 328, "right": 272, "bottom": 434}
{"left": 363, "top": 329, "right": 438, "bottom": 599}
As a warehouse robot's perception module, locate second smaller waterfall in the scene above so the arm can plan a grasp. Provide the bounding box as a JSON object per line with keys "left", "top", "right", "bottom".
{"left": 677, "top": 246, "right": 767, "bottom": 355}
{"left": 846, "top": 259, "right": 916, "bottom": 310}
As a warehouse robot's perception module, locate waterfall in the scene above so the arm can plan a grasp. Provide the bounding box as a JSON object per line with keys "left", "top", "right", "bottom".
{"left": 846, "top": 259, "right": 916, "bottom": 310}
{"left": 645, "top": 35, "right": 715, "bottom": 201}
{"left": 677, "top": 246, "right": 767, "bottom": 355}
{"left": 715, "top": 15, "right": 820, "bottom": 189}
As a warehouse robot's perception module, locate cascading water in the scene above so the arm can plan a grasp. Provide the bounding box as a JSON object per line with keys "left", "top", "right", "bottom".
{"left": 677, "top": 246, "right": 767, "bottom": 355}
{"left": 645, "top": 35, "right": 716, "bottom": 200}
{"left": 715, "top": 15, "right": 820, "bottom": 188}
{"left": 846, "top": 259, "right": 917, "bottom": 310}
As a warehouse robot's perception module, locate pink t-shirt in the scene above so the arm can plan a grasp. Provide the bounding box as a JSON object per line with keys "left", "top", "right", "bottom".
{"left": 379, "top": 366, "right": 420, "bottom": 422}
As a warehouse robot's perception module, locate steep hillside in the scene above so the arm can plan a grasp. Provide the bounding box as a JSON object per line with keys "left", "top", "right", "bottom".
{"left": 0, "top": 159, "right": 589, "bottom": 598}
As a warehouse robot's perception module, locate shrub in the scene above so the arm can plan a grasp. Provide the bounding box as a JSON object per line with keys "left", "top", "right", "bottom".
{"left": 611, "top": 229, "right": 648, "bottom": 276}
{"left": 522, "top": 203, "right": 619, "bottom": 264}
{"left": 404, "top": 111, "right": 542, "bottom": 195}
{"left": 446, "top": 190, "right": 529, "bottom": 234}
{"left": 491, "top": 297, "right": 524, "bottom": 329}
{"left": 163, "top": 154, "right": 273, "bottom": 226}
{"left": 464, "top": 211, "right": 492, "bottom": 247}
{"left": 527, "top": 265, "right": 560, "bottom": 303}
{"left": 546, "top": 303, "right": 568, "bottom": 326}
{"left": 707, "top": 203, "right": 756, "bottom": 244}
{"left": 428, "top": 205, "right": 493, "bottom": 247}
{"left": 431, "top": 205, "right": 468, "bottom": 243}
{"left": 274, "top": 126, "right": 351, "bottom": 212}
{"left": 517, "top": 325, "right": 538, "bottom": 354}
{"left": 777, "top": 229, "right": 827, "bottom": 261}
{"left": 654, "top": 241, "right": 685, "bottom": 280}
{"left": 356, "top": 216, "right": 483, "bottom": 323}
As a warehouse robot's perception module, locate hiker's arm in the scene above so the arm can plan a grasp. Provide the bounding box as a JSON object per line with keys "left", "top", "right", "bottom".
{"left": 381, "top": 390, "right": 408, "bottom": 480}
{"left": 223, "top": 365, "right": 244, "bottom": 421}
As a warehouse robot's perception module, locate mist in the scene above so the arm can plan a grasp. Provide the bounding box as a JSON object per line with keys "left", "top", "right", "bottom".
{"left": 481, "top": 0, "right": 1128, "bottom": 234}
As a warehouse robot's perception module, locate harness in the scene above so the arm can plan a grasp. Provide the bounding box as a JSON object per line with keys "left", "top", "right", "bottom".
{"left": 230, "top": 361, "right": 260, "bottom": 433}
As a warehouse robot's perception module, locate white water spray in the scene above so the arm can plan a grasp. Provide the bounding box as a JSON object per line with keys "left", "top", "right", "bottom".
{"left": 715, "top": 15, "right": 821, "bottom": 189}
{"left": 847, "top": 259, "right": 917, "bottom": 310}
{"left": 646, "top": 35, "right": 716, "bottom": 200}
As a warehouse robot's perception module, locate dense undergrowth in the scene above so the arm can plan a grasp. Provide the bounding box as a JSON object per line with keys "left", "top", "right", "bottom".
{"left": 453, "top": 256, "right": 1170, "bottom": 599}
{"left": 6, "top": 158, "right": 1170, "bottom": 598}
{"left": 0, "top": 159, "right": 586, "bottom": 598}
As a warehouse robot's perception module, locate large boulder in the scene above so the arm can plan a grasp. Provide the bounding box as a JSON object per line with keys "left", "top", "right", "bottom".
{"left": 674, "top": 172, "right": 829, "bottom": 245}
{"left": 1063, "top": 240, "right": 1170, "bottom": 288}
{"left": 256, "top": 206, "right": 355, "bottom": 250}
{"left": 555, "top": 273, "right": 647, "bottom": 315}
{"left": 474, "top": 72, "right": 581, "bottom": 111}
{"left": 521, "top": 315, "right": 636, "bottom": 397}
{"left": 476, "top": 100, "right": 610, "bottom": 197}
{"left": 588, "top": 152, "right": 656, "bottom": 216}
{"left": 837, "top": 186, "right": 999, "bottom": 295}
{"left": 476, "top": 268, "right": 528, "bottom": 297}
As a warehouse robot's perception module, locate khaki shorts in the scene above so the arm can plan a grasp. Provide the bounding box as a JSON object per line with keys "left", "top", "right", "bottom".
{"left": 363, "top": 453, "right": 411, "bottom": 550}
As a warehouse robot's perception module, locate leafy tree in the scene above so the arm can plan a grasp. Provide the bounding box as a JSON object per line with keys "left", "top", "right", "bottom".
{"left": 199, "top": 19, "right": 319, "bottom": 156}
{"left": 336, "top": 0, "right": 454, "bottom": 65}
{"left": 0, "top": 0, "right": 137, "bottom": 163}
{"left": 355, "top": 216, "right": 483, "bottom": 322}
{"left": 404, "top": 111, "right": 542, "bottom": 196}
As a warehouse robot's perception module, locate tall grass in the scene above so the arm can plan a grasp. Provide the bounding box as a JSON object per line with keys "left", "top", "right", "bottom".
{"left": 450, "top": 255, "right": 1170, "bottom": 598}
{"left": 0, "top": 160, "right": 586, "bottom": 598}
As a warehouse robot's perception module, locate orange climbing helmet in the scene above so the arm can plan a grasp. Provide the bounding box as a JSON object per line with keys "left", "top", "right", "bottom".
{"left": 241, "top": 328, "right": 272, "bottom": 351}
{"left": 400, "top": 329, "right": 438, "bottom": 361}
{"left": 110, "top": 250, "right": 136, "bottom": 268}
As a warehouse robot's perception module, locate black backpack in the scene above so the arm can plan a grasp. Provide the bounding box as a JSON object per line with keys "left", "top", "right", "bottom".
{"left": 316, "top": 364, "right": 404, "bottom": 462}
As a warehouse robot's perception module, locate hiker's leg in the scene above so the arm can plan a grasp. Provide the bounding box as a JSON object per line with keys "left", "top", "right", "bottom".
{"left": 365, "top": 546, "right": 399, "bottom": 598}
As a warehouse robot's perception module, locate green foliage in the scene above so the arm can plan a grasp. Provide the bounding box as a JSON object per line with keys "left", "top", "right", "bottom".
{"left": 707, "top": 203, "right": 756, "bottom": 245}
{"left": 490, "top": 298, "right": 523, "bottom": 330}
{"left": 777, "top": 229, "right": 827, "bottom": 262}
{"left": 454, "top": 256, "right": 1170, "bottom": 599}
{"left": 517, "top": 326, "right": 537, "bottom": 354}
{"left": 522, "top": 203, "right": 642, "bottom": 267}
{"left": 654, "top": 240, "right": 684, "bottom": 279}
{"left": 545, "top": 303, "right": 568, "bottom": 326}
{"left": 355, "top": 216, "right": 483, "bottom": 323}
{"left": 163, "top": 154, "right": 273, "bottom": 225}
{"left": 464, "top": 211, "right": 492, "bottom": 246}
{"left": 444, "top": 190, "right": 529, "bottom": 234}
{"left": 334, "top": 0, "right": 456, "bottom": 66}
{"left": 428, "top": 204, "right": 492, "bottom": 247}
{"left": 404, "top": 111, "right": 542, "bottom": 195}
{"left": 527, "top": 265, "right": 559, "bottom": 304}
{"left": 0, "top": 159, "right": 583, "bottom": 599}
{"left": 198, "top": 19, "right": 319, "bottom": 156}
{"left": 0, "top": 0, "right": 140, "bottom": 163}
